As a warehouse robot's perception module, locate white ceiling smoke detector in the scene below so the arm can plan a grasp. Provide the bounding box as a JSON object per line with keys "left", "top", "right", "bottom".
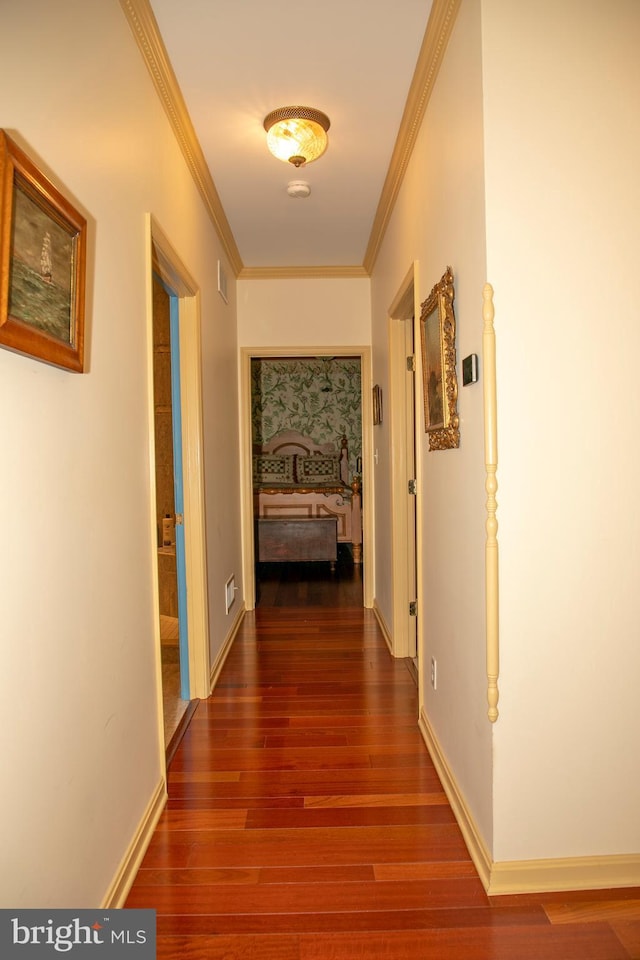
{"left": 287, "top": 180, "right": 311, "bottom": 199}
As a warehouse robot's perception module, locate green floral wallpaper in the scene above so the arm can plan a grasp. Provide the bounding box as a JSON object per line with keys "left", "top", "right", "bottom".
{"left": 251, "top": 358, "right": 362, "bottom": 475}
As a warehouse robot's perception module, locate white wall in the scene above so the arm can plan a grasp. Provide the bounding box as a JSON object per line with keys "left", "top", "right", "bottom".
{"left": 370, "top": 0, "right": 493, "bottom": 848}
{"left": 371, "top": 0, "right": 640, "bottom": 872}
{"left": 0, "top": 0, "right": 241, "bottom": 905}
{"left": 482, "top": 0, "right": 640, "bottom": 861}
{"left": 4, "top": 0, "right": 637, "bottom": 909}
{"left": 237, "top": 278, "right": 371, "bottom": 348}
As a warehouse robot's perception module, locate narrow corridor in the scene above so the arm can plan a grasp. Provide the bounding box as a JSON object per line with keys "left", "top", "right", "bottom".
{"left": 127, "top": 568, "right": 640, "bottom": 959}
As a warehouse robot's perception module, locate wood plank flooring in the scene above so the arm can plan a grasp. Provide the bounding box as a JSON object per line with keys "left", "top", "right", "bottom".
{"left": 127, "top": 565, "right": 640, "bottom": 959}
{"left": 160, "top": 615, "right": 190, "bottom": 747}
{"left": 255, "top": 545, "right": 363, "bottom": 607}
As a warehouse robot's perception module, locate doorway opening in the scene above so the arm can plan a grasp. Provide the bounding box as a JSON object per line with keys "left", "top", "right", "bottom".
{"left": 147, "top": 215, "right": 211, "bottom": 764}
{"left": 388, "top": 265, "right": 420, "bottom": 669}
{"left": 240, "top": 347, "right": 374, "bottom": 611}
{"left": 152, "top": 274, "right": 190, "bottom": 744}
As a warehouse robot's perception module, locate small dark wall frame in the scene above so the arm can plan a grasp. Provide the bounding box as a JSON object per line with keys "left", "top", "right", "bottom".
{"left": 462, "top": 353, "right": 479, "bottom": 385}
{"left": 419, "top": 266, "right": 460, "bottom": 450}
{"left": 0, "top": 131, "right": 87, "bottom": 372}
{"left": 372, "top": 384, "right": 382, "bottom": 425}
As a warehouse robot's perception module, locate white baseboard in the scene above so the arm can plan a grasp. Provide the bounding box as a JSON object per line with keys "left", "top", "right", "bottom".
{"left": 488, "top": 853, "right": 640, "bottom": 895}
{"left": 209, "top": 602, "right": 245, "bottom": 691}
{"left": 372, "top": 600, "right": 393, "bottom": 655}
{"left": 101, "top": 778, "right": 167, "bottom": 909}
{"left": 418, "top": 708, "right": 640, "bottom": 895}
{"left": 418, "top": 708, "right": 492, "bottom": 889}
{"left": 101, "top": 607, "right": 246, "bottom": 909}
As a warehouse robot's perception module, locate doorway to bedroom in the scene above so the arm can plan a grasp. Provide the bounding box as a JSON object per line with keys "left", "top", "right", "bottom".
{"left": 246, "top": 353, "right": 368, "bottom": 609}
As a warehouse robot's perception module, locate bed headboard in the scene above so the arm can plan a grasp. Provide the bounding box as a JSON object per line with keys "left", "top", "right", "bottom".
{"left": 256, "top": 430, "right": 350, "bottom": 485}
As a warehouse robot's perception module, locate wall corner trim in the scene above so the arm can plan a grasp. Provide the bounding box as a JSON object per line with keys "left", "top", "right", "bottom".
{"left": 101, "top": 778, "right": 167, "bottom": 908}
{"left": 483, "top": 282, "right": 499, "bottom": 722}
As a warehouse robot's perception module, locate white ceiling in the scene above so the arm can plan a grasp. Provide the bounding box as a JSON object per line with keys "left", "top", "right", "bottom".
{"left": 145, "top": 0, "right": 435, "bottom": 273}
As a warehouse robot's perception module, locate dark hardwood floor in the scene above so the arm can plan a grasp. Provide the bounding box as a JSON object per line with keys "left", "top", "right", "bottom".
{"left": 255, "top": 545, "right": 363, "bottom": 607}
{"left": 126, "top": 559, "right": 640, "bottom": 959}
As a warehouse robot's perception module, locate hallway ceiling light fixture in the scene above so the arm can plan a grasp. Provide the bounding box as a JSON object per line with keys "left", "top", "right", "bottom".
{"left": 263, "top": 106, "right": 330, "bottom": 167}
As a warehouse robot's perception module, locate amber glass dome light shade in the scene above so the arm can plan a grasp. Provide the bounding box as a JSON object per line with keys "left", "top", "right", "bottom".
{"left": 263, "top": 106, "right": 330, "bottom": 167}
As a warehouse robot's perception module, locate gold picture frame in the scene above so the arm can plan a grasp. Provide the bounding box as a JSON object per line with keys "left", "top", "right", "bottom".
{"left": 0, "top": 131, "right": 86, "bottom": 372}
{"left": 419, "top": 266, "right": 460, "bottom": 450}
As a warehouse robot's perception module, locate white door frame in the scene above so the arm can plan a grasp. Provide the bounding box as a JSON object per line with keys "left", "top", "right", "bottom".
{"left": 239, "top": 346, "right": 374, "bottom": 610}
{"left": 145, "top": 215, "right": 211, "bottom": 725}
{"left": 387, "top": 263, "right": 423, "bottom": 665}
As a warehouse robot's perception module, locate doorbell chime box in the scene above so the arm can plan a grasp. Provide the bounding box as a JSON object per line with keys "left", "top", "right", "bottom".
{"left": 462, "top": 354, "right": 478, "bottom": 385}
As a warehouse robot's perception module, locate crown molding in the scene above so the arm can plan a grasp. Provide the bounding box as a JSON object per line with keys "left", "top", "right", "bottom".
{"left": 239, "top": 265, "right": 369, "bottom": 281}
{"left": 120, "top": 0, "right": 460, "bottom": 281}
{"left": 362, "top": 0, "right": 462, "bottom": 274}
{"left": 119, "top": 0, "right": 244, "bottom": 276}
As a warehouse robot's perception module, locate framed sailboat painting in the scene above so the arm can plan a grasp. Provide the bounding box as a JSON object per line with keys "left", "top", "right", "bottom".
{"left": 0, "top": 131, "right": 86, "bottom": 371}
